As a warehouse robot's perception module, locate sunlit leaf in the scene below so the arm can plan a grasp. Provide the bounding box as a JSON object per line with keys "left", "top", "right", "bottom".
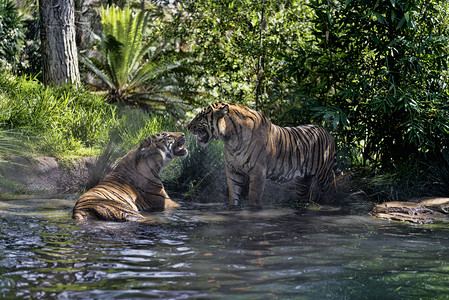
{"left": 375, "top": 12, "right": 387, "bottom": 24}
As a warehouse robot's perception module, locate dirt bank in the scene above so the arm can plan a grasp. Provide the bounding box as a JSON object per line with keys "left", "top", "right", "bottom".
{"left": 0, "top": 156, "right": 96, "bottom": 195}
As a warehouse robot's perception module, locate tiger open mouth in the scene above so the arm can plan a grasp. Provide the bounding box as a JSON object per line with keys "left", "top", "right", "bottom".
{"left": 172, "top": 136, "right": 188, "bottom": 157}
{"left": 195, "top": 129, "right": 210, "bottom": 144}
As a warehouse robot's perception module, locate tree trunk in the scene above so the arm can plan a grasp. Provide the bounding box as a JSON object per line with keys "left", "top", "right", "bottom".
{"left": 373, "top": 198, "right": 449, "bottom": 223}
{"left": 40, "top": 0, "right": 80, "bottom": 85}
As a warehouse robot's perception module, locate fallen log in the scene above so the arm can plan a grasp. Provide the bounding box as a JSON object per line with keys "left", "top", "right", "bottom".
{"left": 372, "top": 198, "right": 449, "bottom": 223}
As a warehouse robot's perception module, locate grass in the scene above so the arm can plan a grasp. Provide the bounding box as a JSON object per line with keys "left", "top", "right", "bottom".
{"left": 0, "top": 73, "right": 115, "bottom": 157}
{"left": 0, "top": 73, "right": 176, "bottom": 158}
{"left": 0, "top": 129, "right": 29, "bottom": 159}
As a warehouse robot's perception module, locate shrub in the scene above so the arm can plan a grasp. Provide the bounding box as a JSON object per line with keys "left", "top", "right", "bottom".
{"left": 0, "top": 0, "right": 25, "bottom": 71}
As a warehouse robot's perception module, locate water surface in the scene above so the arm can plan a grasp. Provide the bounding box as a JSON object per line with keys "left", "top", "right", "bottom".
{"left": 0, "top": 197, "right": 448, "bottom": 299}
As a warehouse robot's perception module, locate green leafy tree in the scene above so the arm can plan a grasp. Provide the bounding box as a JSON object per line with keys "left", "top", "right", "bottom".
{"left": 81, "top": 5, "right": 188, "bottom": 115}
{"left": 178, "top": 0, "right": 313, "bottom": 109}
{"left": 278, "top": 0, "right": 449, "bottom": 169}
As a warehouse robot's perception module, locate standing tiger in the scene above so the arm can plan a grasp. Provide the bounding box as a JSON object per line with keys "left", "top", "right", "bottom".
{"left": 187, "top": 102, "right": 339, "bottom": 208}
{"left": 72, "top": 132, "right": 188, "bottom": 222}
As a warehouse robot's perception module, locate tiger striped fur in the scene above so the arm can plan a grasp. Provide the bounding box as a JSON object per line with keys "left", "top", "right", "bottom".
{"left": 72, "top": 132, "right": 188, "bottom": 222}
{"left": 187, "top": 102, "right": 339, "bottom": 207}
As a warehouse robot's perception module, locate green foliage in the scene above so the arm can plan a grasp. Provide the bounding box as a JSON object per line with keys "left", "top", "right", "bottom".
{"left": 0, "top": 72, "right": 179, "bottom": 159}
{"left": 1, "top": 0, "right": 448, "bottom": 201}
{"left": 0, "top": 0, "right": 25, "bottom": 71}
{"left": 9, "top": 0, "right": 41, "bottom": 78}
{"left": 0, "top": 73, "right": 115, "bottom": 156}
{"left": 81, "top": 5, "right": 189, "bottom": 116}
{"left": 179, "top": 0, "right": 314, "bottom": 108}
{"left": 276, "top": 0, "right": 449, "bottom": 170}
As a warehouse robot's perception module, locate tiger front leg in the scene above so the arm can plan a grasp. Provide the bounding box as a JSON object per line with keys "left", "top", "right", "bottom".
{"left": 158, "top": 186, "right": 181, "bottom": 209}
{"left": 226, "top": 166, "right": 246, "bottom": 208}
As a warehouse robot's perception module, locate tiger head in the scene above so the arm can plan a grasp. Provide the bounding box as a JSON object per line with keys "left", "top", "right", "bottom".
{"left": 138, "top": 132, "right": 188, "bottom": 166}
{"left": 187, "top": 102, "right": 229, "bottom": 146}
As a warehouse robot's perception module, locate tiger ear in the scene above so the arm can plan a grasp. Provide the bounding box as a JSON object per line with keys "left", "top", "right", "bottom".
{"left": 215, "top": 103, "right": 229, "bottom": 118}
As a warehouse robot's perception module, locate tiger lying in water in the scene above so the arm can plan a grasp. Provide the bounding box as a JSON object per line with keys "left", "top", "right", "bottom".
{"left": 72, "top": 132, "right": 188, "bottom": 222}
{"left": 187, "top": 102, "right": 339, "bottom": 208}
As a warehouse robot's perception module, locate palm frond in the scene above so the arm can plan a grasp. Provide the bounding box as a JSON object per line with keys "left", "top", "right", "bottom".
{"left": 79, "top": 54, "right": 114, "bottom": 89}
{"left": 83, "top": 5, "right": 191, "bottom": 113}
{"left": 129, "top": 60, "right": 183, "bottom": 90}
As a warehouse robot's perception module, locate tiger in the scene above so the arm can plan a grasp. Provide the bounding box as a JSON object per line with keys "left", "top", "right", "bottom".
{"left": 187, "top": 102, "right": 339, "bottom": 208}
{"left": 72, "top": 132, "right": 188, "bottom": 222}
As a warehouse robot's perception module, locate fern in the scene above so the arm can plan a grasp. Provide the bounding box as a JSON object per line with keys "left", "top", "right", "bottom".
{"left": 81, "top": 5, "right": 189, "bottom": 116}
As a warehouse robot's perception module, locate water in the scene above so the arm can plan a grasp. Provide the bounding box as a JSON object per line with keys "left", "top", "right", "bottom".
{"left": 0, "top": 197, "right": 449, "bottom": 299}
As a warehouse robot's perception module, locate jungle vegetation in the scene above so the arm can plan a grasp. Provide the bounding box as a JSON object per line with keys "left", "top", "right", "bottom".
{"left": 0, "top": 0, "right": 448, "bottom": 201}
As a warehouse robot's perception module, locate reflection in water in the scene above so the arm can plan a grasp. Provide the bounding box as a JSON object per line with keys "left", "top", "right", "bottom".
{"left": 0, "top": 197, "right": 448, "bottom": 299}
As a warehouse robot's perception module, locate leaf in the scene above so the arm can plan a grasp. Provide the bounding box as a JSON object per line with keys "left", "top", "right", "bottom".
{"left": 396, "top": 16, "right": 406, "bottom": 29}
{"left": 374, "top": 13, "right": 387, "bottom": 24}
{"left": 404, "top": 12, "right": 410, "bottom": 23}
{"left": 79, "top": 54, "right": 114, "bottom": 89}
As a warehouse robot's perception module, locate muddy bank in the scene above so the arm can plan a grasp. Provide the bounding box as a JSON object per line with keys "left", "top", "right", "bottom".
{"left": 0, "top": 156, "right": 96, "bottom": 195}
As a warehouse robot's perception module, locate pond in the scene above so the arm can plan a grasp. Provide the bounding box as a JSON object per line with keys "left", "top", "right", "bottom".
{"left": 0, "top": 196, "right": 448, "bottom": 299}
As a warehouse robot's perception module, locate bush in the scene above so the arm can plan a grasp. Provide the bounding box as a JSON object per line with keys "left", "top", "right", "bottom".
{"left": 272, "top": 0, "right": 449, "bottom": 172}
{"left": 0, "top": 0, "right": 25, "bottom": 71}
